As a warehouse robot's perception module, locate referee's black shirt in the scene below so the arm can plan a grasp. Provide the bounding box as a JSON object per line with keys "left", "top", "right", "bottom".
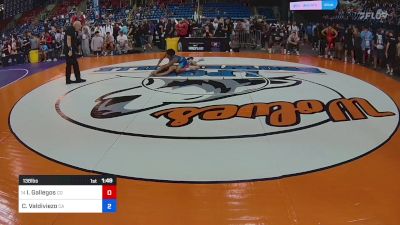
{"left": 63, "top": 26, "right": 78, "bottom": 55}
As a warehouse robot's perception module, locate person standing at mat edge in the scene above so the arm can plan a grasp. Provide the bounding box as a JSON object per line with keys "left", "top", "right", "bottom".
{"left": 64, "top": 21, "right": 86, "bottom": 84}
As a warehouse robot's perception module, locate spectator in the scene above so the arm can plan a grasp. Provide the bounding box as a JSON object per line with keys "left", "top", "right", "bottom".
{"left": 70, "top": 5, "right": 77, "bottom": 14}
{"left": 385, "top": 31, "right": 396, "bottom": 76}
{"left": 224, "top": 18, "right": 234, "bottom": 38}
{"left": 71, "top": 11, "right": 86, "bottom": 25}
{"left": 81, "top": 24, "right": 91, "bottom": 56}
{"left": 91, "top": 31, "right": 103, "bottom": 56}
{"left": 311, "top": 23, "right": 319, "bottom": 51}
{"left": 230, "top": 33, "right": 240, "bottom": 52}
{"left": 397, "top": 35, "right": 400, "bottom": 75}
{"left": 322, "top": 25, "right": 338, "bottom": 60}
{"left": 0, "top": 40, "right": 3, "bottom": 65}
{"left": 373, "top": 28, "right": 386, "bottom": 69}
{"left": 21, "top": 32, "right": 31, "bottom": 63}
{"left": 142, "top": 20, "right": 153, "bottom": 50}
{"left": 116, "top": 31, "right": 129, "bottom": 54}
{"left": 187, "top": 19, "right": 194, "bottom": 37}
{"left": 214, "top": 20, "right": 225, "bottom": 38}
{"left": 94, "top": 24, "right": 102, "bottom": 37}
{"left": 206, "top": 19, "right": 215, "bottom": 34}
{"left": 1, "top": 40, "right": 10, "bottom": 67}
{"left": 287, "top": 21, "right": 299, "bottom": 34}
{"left": 103, "top": 31, "right": 115, "bottom": 56}
{"left": 40, "top": 33, "right": 49, "bottom": 62}
{"left": 176, "top": 20, "right": 188, "bottom": 38}
{"left": 334, "top": 24, "right": 345, "bottom": 60}
{"left": 10, "top": 35, "right": 19, "bottom": 64}
{"left": 261, "top": 23, "right": 270, "bottom": 50}
{"left": 243, "top": 19, "right": 250, "bottom": 33}
{"left": 212, "top": 18, "right": 219, "bottom": 31}
{"left": 148, "top": 21, "right": 156, "bottom": 48}
{"left": 45, "top": 31, "right": 56, "bottom": 61}
{"left": 54, "top": 30, "right": 63, "bottom": 61}
{"left": 268, "top": 25, "right": 286, "bottom": 54}
{"left": 344, "top": 26, "right": 355, "bottom": 63}
{"left": 299, "top": 23, "right": 305, "bottom": 40}
{"left": 306, "top": 23, "right": 313, "bottom": 44}
{"left": 113, "top": 23, "right": 120, "bottom": 43}
{"left": 165, "top": 19, "right": 175, "bottom": 38}
{"left": 353, "top": 27, "right": 363, "bottom": 64}
{"left": 137, "top": 21, "right": 147, "bottom": 50}
{"left": 101, "top": 21, "right": 113, "bottom": 37}
{"left": 317, "top": 23, "right": 326, "bottom": 57}
{"left": 203, "top": 25, "right": 213, "bottom": 38}
{"left": 281, "top": 25, "right": 289, "bottom": 54}
{"left": 287, "top": 31, "right": 300, "bottom": 55}
{"left": 361, "top": 26, "right": 373, "bottom": 64}
{"left": 29, "top": 33, "right": 39, "bottom": 51}
{"left": 157, "top": 18, "right": 166, "bottom": 49}
{"left": 128, "top": 21, "right": 137, "bottom": 47}
{"left": 120, "top": 23, "right": 129, "bottom": 35}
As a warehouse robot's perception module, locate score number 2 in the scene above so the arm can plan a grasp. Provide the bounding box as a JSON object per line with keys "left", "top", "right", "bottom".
{"left": 102, "top": 185, "right": 117, "bottom": 213}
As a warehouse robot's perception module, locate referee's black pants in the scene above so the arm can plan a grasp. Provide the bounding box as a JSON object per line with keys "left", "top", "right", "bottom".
{"left": 65, "top": 54, "right": 81, "bottom": 82}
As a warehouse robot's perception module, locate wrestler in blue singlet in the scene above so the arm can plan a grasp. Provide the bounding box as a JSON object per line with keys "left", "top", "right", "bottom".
{"left": 174, "top": 55, "right": 189, "bottom": 69}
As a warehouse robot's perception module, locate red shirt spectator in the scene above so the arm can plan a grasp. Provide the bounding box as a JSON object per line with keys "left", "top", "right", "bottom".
{"left": 176, "top": 20, "right": 189, "bottom": 37}
{"left": 182, "top": 21, "right": 189, "bottom": 37}
{"left": 46, "top": 34, "right": 53, "bottom": 46}
{"left": 71, "top": 12, "right": 86, "bottom": 25}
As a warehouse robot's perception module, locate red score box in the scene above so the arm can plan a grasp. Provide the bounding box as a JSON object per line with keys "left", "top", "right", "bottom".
{"left": 102, "top": 185, "right": 117, "bottom": 199}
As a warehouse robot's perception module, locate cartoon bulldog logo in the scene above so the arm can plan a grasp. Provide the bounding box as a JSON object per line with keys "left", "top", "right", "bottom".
{"left": 91, "top": 75, "right": 301, "bottom": 119}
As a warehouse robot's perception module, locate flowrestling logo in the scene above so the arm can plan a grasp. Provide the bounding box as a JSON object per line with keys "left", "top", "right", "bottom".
{"left": 10, "top": 57, "right": 399, "bottom": 182}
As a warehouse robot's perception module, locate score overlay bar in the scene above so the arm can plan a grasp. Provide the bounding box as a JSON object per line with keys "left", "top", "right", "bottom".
{"left": 19, "top": 175, "right": 117, "bottom": 213}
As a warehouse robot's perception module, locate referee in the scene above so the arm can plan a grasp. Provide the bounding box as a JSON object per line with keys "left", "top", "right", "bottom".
{"left": 64, "top": 21, "right": 86, "bottom": 84}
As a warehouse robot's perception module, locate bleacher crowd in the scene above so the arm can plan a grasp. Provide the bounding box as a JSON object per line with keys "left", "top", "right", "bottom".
{"left": 304, "top": 23, "right": 400, "bottom": 75}
{"left": 0, "top": 0, "right": 399, "bottom": 76}
{"left": 0, "top": 2, "right": 255, "bottom": 66}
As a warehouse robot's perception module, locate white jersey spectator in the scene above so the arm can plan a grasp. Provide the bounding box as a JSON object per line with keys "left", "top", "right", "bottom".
{"left": 288, "top": 22, "right": 299, "bottom": 34}
{"left": 116, "top": 31, "right": 129, "bottom": 53}
{"left": 101, "top": 24, "right": 113, "bottom": 37}
{"left": 244, "top": 19, "right": 250, "bottom": 32}
{"left": 212, "top": 19, "right": 219, "bottom": 30}
{"left": 91, "top": 31, "right": 104, "bottom": 56}
{"left": 81, "top": 25, "right": 91, "bottom": 56}
{"left": 94, "top": 25, "right": 103, "bottom": 37}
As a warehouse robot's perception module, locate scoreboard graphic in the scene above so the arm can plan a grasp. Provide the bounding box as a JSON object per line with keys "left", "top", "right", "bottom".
{"left": 19, "top": 175, "right": 117, "bottom": 213}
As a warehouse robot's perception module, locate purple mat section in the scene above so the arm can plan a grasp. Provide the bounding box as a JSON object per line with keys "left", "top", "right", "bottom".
{"left": 0, "top": 60, "right": 64, "bottom": 89}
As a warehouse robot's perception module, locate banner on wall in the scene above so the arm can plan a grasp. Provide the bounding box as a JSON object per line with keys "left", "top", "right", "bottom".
{"left": 290, "top": 0, "right": 338, "bottom": 11}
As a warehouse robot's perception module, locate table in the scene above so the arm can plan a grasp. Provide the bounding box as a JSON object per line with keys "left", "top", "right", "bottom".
{"left": 179, "top": 37, "right": 229, "bottom": 52}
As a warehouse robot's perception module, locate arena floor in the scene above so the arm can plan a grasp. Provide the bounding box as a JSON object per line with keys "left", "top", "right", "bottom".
{"left": 1, "top": 52, "right": 400, "bottom": 225}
